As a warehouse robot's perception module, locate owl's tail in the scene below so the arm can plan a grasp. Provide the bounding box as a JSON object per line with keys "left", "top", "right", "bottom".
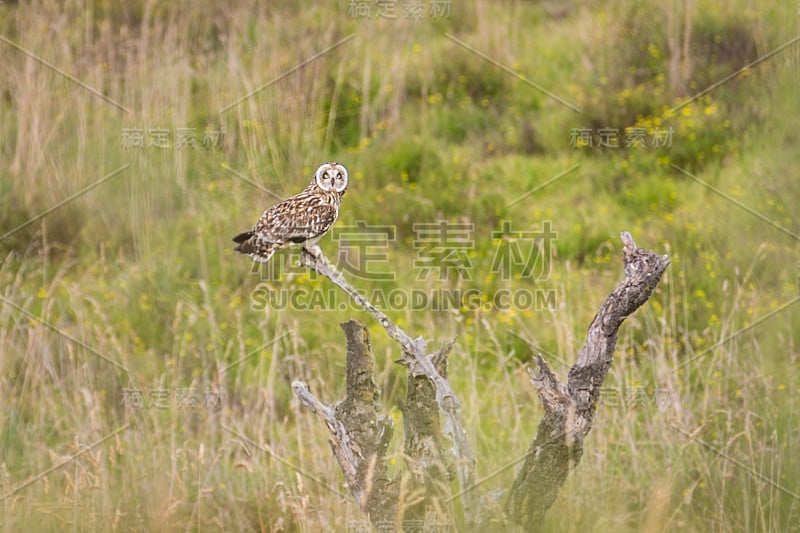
{"left": 232, "top": 231, "right": 280, "bottom": 263}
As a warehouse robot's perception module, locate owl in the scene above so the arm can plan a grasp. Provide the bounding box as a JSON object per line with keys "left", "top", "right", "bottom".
{"left": 233, "top": 162, "right": 348, "bottom": 262}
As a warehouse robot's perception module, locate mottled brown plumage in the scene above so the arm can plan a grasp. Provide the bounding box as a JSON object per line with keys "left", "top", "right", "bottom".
{"left": 233, "top": 163, "right": 348, "bottom": 263}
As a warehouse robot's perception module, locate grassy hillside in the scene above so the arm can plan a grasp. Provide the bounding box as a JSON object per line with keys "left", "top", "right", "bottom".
{"left": 0, "top": 1, "right": 798, "bottom": 531}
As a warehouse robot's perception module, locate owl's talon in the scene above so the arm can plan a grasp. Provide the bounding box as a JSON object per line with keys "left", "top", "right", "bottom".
{"left": 302, "top": 244, "right": 323, "bottom": 260}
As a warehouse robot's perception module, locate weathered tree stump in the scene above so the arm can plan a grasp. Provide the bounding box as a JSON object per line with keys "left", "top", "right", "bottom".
{"left": 506, "top": 232, "right": 670, "bottom": 528}
{"left": 293, "top": 232, "right": 669, "bottom": 529}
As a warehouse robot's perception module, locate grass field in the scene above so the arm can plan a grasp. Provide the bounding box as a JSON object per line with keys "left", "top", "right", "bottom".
{"left": 1, "top": 1, "right": 799, "bottom": 531}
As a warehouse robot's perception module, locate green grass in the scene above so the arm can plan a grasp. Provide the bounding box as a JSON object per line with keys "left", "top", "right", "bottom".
{"left": 1, "top": 1, "right": 798, "bottom": 531}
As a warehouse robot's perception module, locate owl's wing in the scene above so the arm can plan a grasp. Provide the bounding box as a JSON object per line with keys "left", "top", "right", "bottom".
{"left": 254, "top": 192, "right": 338, "bottom": 243}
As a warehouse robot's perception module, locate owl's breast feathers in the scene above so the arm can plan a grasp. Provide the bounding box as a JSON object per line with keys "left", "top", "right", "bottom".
{"left": 233, "top": 186, "right": 343, "bottom": 262}
{"left": 260, "top": 188, "right": 341, "bottom": 240}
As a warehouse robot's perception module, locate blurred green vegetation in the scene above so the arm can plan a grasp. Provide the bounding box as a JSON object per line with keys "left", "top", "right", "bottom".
{"left": 0, "top": 0, "right": 798, "bottom": 531}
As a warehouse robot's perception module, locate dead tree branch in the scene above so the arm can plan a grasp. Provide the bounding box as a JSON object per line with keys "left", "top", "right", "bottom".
{"left": 292, "top": 320, "right": 397, "bottom": 524}
{"left": 298, "top": 250, "right": 476, "bottom": 510}
{"left": 293, "top": 320, "right": 454, "bottom": 529}
{"left": 400, "top": 339, "right": 455, "bottom": 523}
{"left": 292, "top": 232, "right": 667, "bottom": 528}
{"left": 506, "top": 232, "right": 670, "bottom": 528}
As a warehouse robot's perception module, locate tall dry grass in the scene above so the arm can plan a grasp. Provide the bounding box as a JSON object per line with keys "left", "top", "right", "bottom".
{"left": 1, "top": 1, "right": 798, "bottom": 531}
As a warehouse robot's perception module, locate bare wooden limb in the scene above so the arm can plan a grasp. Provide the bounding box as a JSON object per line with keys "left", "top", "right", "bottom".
{"left": 506, "top": 232, "right": 670, "bottom": 528}
{"left": 291, "top": 381, "right": 364, "bottom": 503}
{"left": 400, "top": 340, "right": 453, "bottom": 524}
{"left": 292, "top": 320, "right": 397, "bottom": 525}
{"left": 294, "top": 232, "right": 666, "bottom": 528}
{"left": 336, "top": 320, "right": 396, "bottom": 522}
{"left": 529, "top": 355, "right": 570, "bottom": 415}
{"left": 294, "top": 316, "right": 458, "bottom": 526}
{"left": 299, "top": 249, "right": 476, "bottom": 513}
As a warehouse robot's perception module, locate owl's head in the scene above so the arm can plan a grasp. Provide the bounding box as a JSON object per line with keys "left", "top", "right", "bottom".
{"left": 314, "top": 163, "right": 348, "bottom": 194}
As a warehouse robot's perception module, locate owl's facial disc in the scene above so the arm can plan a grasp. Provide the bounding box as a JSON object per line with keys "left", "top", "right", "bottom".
{"left": 315, "top": 163, "right": 348, "bottom": 193}
{"left": 314, "top": 164, "right": 334, "bottom": 191}
{"left": 331, "top": 164, "right": 348, "bottom": 193}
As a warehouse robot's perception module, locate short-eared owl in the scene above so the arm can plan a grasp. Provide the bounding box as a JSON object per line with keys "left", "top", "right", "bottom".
{"left": 233, "top": 162, "right": 348, "bottom": 262}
